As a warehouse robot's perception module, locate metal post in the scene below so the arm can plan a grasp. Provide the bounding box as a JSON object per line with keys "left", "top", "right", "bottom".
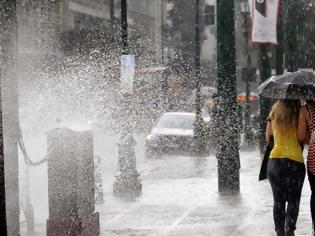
{"left": 193, "top": 0, "right": 205, "bottom": 156}
{"left": 113, "top": 0, "right": 142, "bottom": 200}
{"left": 121, "top": 0, "right": 128, "bottom": 55}
{"left": 110, "top": 0, "right": 115, "bottom": 26}
{"left": 242, "top": 5, "right": 254, "bottom": 148}
{"left": 216, "top": 0, "right": 240, "bottom": 193}
{"left": 258, "top": 45, "right": 272, "bottom": 154}
{"left": 161, "top": 0, "right": 165, "bottom": 64}
{"left": 286, "top": 0, "right": 297, "bottom": 72}
{"left": 0, "top": 74, "right": 7, "bottom": 235}
{"left": 276, "top": 1, "right": 284, "bottom": 76}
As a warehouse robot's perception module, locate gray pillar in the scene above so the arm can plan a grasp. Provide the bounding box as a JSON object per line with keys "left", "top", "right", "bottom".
{"left": 0, "top": 1, "right": 19, "bottom": 235}
{"left": 46, "top": 128, "right": 99, "bottom": 236}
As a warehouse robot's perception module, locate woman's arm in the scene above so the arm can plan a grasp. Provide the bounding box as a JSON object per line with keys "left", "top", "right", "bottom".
{"left": 265, "top": 120, "right": 273, "bottom": 144}
{"left": 298, "top": 106, "right": 309, "bottom": 144}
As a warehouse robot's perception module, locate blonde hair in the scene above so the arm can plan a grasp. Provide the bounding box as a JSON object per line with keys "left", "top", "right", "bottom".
{"left": 268, "top": 100, "right": 300, "bottom": 132}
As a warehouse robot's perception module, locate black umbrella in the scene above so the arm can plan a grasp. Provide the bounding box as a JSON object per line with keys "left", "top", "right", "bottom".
{"left": 258, "top": 71, "right": 315, "bottom": 99}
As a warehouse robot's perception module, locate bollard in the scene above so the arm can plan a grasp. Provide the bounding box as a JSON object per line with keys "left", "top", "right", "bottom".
{"left": 113, "top": 133, "right": 142, "bottom": 200}
{"left": 46, "top": 128, "right": 100, "bottom": 236}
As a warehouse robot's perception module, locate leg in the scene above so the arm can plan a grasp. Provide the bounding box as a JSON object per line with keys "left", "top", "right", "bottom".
{"left": 268, "top": 159, "right": 286, "bottom": 235}
{"left": 308, "top": 171, "right": 315, "bottom": 232}
{"left": 286, "top": 161, "right": 305, "bottom": 235}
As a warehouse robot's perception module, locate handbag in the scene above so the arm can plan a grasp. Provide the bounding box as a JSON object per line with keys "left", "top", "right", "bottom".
{"left": 259, "top": 136, "right": 274, "bottom": 181}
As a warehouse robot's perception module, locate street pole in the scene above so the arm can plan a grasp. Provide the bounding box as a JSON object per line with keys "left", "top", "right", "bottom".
{"left": 286, "top": 0, "right": 297, "bottom": 73}
{"left": 258, "top": 45, "right": 272, "bottom": 154}
{"left": 0, "top": 74, "right": 6, "bottom": 236}
{"left": 121, "top": 0, "right": 128, "bottom": 54}
{"left": 276, "top": 0, "right": 284, "bottom": 76}
{"left": 113, "top": 0, "right": 142, "bottom": 200}
{"left": 241, "top": 1, "right": 254, "bottom": 148}
{"left": 160, "top": 0, "right": 169, "bottom": 112}
{"left": 216, "top": 0, "right": 240, "bottom": 193}
{"left": 193, "top": 0, "right": 205, "bottom": 156}
{"left": 0, "top": 0, "right": 19, "bottom": 235}
{"left": 110, "top": 0, "right": 115, "bottom": 26}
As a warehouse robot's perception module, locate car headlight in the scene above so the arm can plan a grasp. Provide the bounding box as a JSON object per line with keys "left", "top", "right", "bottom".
{"left": 146, "top": 134, "right": 157, "bottom": 141}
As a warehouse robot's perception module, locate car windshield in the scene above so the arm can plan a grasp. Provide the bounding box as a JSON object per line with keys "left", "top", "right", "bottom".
{"left": 156, "top": 114, "right": 195, "bottom": 129}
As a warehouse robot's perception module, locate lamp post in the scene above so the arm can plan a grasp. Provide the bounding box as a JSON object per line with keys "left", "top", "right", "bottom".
{"left": 110, "top": 0, "right": 115, "bottom": 26}
{"left": 276, "top": 0, "right": 284, "bottom": 76}
{"left": 240, "top": 0, "right": 254, "bottom": 148}
{"left": 113, "top": 0, "right": 142, "bottom": 200}
{"left": 193, "top": 0, "right": 206, "bottom": 156}
{"left": 0, "top": 73, "right": 6, "bottom": 235}
{"left": 286, "top": 0, "right": 298, "bottom": 73}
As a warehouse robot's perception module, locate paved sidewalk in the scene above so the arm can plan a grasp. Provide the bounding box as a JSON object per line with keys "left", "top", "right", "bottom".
{"left": 100, "top": 150, "right": 313, "bottom": 236}
{"left": 21, "top": 150, "right": 313, "bottom": 235}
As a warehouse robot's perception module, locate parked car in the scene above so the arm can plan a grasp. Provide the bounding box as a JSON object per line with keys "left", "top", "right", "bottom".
{"left": 145, "top": 112, "right": 210, "bottom": 158}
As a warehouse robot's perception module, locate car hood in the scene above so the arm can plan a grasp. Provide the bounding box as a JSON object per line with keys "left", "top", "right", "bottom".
{"left": 151, "top": 128, "right": 194, "bottom": 137}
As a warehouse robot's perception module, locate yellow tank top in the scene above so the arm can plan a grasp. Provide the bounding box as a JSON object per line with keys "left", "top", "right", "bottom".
{"left": 270, "top": 126, "right": 304, "bottom": 163}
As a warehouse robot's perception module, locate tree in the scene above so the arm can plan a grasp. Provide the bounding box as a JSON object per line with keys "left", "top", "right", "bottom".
{"left": 0, "top": 0, "right": 19, "bottom": 235}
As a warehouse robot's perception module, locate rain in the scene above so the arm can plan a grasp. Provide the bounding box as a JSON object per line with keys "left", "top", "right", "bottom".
{"left": 1, "top": 0, "right": 315, "bottom": 236}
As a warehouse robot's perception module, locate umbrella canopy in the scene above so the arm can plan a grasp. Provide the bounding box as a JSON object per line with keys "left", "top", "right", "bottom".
{"left": 258, "top": 71, "right": 315, "bottom": 99}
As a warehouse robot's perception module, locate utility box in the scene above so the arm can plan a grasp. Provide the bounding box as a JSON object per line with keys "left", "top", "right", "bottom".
{"left": 46, "top": 128, "right": 99, "bottom": 236}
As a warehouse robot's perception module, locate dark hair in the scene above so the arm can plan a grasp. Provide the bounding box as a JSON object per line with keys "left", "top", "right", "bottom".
{"left": 307, "top": 100, "right": 315, "bottom": 106}
{"left": 283, "top": 99, "right": 301, "bottom": 113}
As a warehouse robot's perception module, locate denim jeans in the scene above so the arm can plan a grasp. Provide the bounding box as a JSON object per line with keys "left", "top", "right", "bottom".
{"left": 267, "top": 158, "right": 305, "bottom": 235}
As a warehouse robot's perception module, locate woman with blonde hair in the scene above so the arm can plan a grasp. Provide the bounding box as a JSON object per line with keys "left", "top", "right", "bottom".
{"left": 266, "top": 99, "right": 306, "bottom": 236}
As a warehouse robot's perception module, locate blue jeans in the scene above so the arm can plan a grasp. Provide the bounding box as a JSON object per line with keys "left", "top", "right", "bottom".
{"left": 267, "top": 158, "right": 305, "bottom": 235}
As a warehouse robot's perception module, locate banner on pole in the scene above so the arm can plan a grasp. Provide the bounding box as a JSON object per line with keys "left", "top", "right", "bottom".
{"left": 120, "top": 55, "right": 135, "bottom": 94}
{"left": 251, "top": 0, "right": 280, "bottom": 44}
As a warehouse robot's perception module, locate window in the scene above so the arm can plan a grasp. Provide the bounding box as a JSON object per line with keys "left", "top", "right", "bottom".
{"left": 204, "top": 5, "right": 215, "bottom": 25}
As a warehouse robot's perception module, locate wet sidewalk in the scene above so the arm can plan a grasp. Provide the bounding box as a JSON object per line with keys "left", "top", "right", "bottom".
{"left": 100, "top": 150, "right": 313, "bottom": 236}
{"left": 21, "top": 149, "right": 313, "bottom": 236}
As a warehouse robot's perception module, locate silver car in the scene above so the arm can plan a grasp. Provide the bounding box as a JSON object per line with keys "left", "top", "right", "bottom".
{"left": 145, "top": 112, "right": 209, "bottom": 158}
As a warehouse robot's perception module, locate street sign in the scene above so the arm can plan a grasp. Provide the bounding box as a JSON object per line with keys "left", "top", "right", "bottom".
{"left": 120, "top": 55, "right": 135, "bottom": 94}
{"left": 242, "top": 67, "right": 256, "bottom": 82}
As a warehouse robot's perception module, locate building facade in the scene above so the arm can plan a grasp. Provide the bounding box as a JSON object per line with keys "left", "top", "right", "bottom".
{"left": 17, "top": 0, "right": 164, "bottom": 65}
